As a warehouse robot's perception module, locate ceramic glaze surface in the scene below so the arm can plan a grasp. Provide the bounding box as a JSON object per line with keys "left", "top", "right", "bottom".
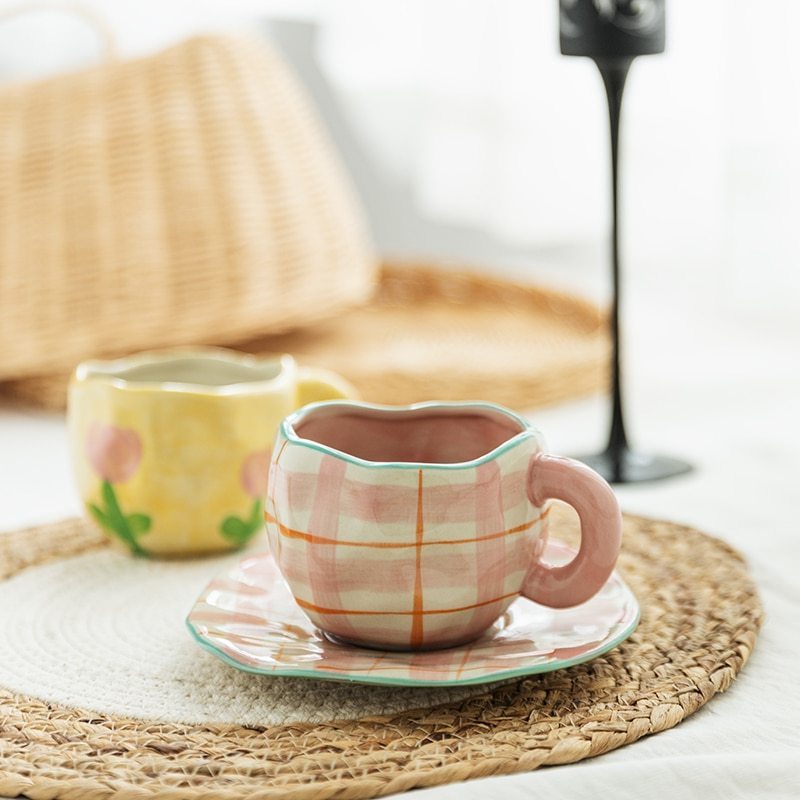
{"left": 186, "top": 540, "right": 640, "bottom": 686}
{"left": 265, "top": 401, "right": 622, "bottom": 650}
{"left": 68, "top": 348, "right": 355, "bottom": 557}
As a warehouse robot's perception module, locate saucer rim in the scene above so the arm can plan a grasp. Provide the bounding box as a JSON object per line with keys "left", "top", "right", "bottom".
{"left": 185, "top": 604, "right": 640, "bottom": 687}
{"left": 185, "top": 541, "right": 641, "bottom": 688}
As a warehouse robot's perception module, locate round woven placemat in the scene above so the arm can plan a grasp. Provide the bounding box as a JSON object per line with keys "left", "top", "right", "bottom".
{"left": 0, "top": 508, "right": 762, "bottom": 800}
{"left": 0, "top": 263, "right": 608, "bottom": 412}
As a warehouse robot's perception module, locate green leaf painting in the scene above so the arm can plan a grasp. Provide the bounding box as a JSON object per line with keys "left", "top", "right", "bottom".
{"left": 88, "top": 479, "right": 151, "bottom": 556}
{"left": 220, "top": 498, "right": 264, "bottom": 548}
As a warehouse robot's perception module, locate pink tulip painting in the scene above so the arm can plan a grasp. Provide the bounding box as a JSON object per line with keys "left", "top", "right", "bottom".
{"left": 85, "top": 423, "right": 151, "bottom": 556}
{"left": 220, "top": 448, "right": 271, "bottom": 547}
{"left": 86, "top": 422, "right": 143, "bottom": 483}
{"left": 241, "top": 449, "right": 271, "bottom": 499}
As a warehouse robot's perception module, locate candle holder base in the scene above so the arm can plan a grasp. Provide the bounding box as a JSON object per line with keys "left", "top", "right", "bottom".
{"left": 575, "top": 448, "right": 692, "bottom": 485}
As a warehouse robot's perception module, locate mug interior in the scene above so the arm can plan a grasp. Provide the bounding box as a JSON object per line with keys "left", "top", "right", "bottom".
{"left": 293, "top": 404, "right": 526, "bottom": 464}
{"left": 80, "top": 352, "right": 284, "bottom": 389}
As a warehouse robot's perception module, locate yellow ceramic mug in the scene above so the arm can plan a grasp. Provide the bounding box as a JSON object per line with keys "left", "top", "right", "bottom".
{"left": 67, "top": 348, "right": 356, "bottom": 557}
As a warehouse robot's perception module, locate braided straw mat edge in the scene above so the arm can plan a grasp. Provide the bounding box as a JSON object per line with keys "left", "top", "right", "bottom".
{"left": 0, "top": 263, "right": 609, "bottom": 412}
{"left": 0, "top": 507, "right": 762, "bottom": 800}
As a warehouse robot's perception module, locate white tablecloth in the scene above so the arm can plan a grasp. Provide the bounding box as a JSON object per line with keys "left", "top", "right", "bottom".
{"left": 1, "top": 276, "right": 798, "bottom": 799}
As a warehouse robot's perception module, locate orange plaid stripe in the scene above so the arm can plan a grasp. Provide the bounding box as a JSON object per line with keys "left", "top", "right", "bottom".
{"left": 263, "top": 507, "right": 550, "bottom": 549}
{"left": 293, "top": 590, "right": 519, "bottom": 617}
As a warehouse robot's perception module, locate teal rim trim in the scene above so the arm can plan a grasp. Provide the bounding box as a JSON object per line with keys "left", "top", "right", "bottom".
{"left": 279, "top": 400, "right": 543, "bottom": 471}
{"left": 184, "top": 602, "right": 641, "bottom": 688}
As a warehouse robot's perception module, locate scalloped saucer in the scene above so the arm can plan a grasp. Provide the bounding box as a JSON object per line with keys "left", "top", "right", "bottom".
{"left": 186, "top": 540, "right": 639, "bottom": 687}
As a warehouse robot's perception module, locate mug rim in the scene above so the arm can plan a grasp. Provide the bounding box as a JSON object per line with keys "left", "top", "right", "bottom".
{"left": 71, "top": 347, "right": 295, "bottom": 396}
{"left": 281, "top": 400, "right": 540, "bottom": 471}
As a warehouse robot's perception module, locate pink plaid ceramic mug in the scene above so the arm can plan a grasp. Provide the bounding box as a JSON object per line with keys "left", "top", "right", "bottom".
{"left": 265, "top": 400, "right": 622, "bottom": 651}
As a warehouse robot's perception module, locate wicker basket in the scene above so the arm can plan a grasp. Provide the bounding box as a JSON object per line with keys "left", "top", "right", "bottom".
{"left": 0, "top": 32, "right": 376, "bottom": 380}
{"left": 0, "top": 263, "right": 610, "bottom": 412}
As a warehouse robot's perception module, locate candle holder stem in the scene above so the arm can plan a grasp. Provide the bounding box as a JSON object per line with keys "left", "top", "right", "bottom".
{"left": 599, "top": 57, "right": 632, "bottom": 460}
{"left": 575, "top": 57, "right": 692, "bottom": 484}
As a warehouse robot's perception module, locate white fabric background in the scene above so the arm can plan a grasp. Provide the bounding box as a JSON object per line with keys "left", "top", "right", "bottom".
{"left": 0, "top": 546, "right": 494, "bottom": 725}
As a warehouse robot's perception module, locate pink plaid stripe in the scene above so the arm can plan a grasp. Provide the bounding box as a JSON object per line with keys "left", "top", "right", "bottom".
{"left": 470, "top": 460, "right": 510, "bottom": 635}
{"left": 265, "top": 440, "right": 290, "bottom": 561}
{"left": 278, "top": 465, "right": 527, "bottom": 527}
{"left": 304, "top": 454, "right": 360, "bottom": 641}
{"left": 266, "top": 436, "right": 544, "bottom": 648}
{"left": 406, "top": 645, "right": 470, "bottom": 683}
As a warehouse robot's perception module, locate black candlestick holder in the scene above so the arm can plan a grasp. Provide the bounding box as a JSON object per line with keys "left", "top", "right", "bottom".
{"left": 559, "top": 0, "right": 691, "bottom": 484}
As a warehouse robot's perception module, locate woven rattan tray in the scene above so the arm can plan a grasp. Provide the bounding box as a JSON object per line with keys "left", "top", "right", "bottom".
{"left": 0, "top": 263, "right": 609, "bottom": 411}
{"left": 0, "top": 506, "right": 762, "bottom": 799}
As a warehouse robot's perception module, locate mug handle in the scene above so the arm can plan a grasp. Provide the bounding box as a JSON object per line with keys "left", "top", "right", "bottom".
{"left": 522, "top": 453, "right": 622, "bottom": 608}
{"left": 295, "top": 366, "right": 360, "bottom": 407}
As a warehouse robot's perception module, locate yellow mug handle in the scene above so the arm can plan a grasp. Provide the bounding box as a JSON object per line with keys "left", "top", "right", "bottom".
{"left": 295, "top": 366, "right": 359, "bottom": 407}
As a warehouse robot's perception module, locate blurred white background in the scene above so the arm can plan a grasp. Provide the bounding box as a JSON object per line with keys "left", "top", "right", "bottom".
{"left": 1, "top": 0, "right": 797, "bottom": 499}
{"left": 0, "top": 0, "right": 799, "bottom": 326}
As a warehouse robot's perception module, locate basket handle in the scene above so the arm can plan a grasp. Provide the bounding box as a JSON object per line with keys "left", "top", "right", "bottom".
{"left": 0, "top": 2, "right": 117, "bottom": 63}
